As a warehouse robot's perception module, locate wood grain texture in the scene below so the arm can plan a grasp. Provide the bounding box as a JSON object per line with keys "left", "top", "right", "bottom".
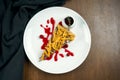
{"left": 23, "top": 0, "right": 120, "bottom": 80}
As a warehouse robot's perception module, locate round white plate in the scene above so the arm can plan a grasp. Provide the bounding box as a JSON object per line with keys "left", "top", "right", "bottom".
{"left": 23, "top": 7, "right": 91, "bottom": 74}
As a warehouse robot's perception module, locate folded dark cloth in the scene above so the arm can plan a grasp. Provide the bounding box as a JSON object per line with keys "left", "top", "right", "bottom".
{"left": 0, "top": 0, "right": 66, "bottom": 80}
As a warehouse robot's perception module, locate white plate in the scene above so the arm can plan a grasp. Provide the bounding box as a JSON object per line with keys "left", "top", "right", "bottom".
{"left": 23, "top": 7, "right": 91, "bottom": 74}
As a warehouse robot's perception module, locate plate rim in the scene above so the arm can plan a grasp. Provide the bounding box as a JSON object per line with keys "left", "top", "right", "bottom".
{"left": 23, "top": 6, "right": 91, "bottom": 74}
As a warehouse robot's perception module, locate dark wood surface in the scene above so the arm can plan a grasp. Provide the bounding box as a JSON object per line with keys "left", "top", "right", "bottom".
{"left": 23, "top": 0, "right": 120, "bottom": 80}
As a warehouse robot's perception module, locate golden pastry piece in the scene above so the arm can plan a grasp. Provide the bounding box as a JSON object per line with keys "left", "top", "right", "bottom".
{"left": 40, "top": 24, "right": 75, "bottom": 60}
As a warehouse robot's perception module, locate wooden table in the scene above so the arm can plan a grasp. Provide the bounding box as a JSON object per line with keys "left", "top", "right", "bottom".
{"left": 23, "top": 0, "right": 120, "bottom": 80}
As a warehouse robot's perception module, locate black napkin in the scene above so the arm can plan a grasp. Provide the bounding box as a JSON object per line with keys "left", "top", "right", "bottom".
{"left": 0, "top": 0, "right": 66, "bottom": 80}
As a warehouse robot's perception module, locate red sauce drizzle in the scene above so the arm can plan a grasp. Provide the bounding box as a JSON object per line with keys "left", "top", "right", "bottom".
{"left": 50, "top": 17, "right": 55, "bottom": 33}
{"left": 54, "top": 51, "right": 59, "bottom": 61}
{"left": 39, "top": 17, "right": 55, "bottom": 49}
{"left": 59, "top": 21, "right": 63, "bottom": 26}
{"left": 47, "top": 19, "right": 49, "bottom": 24}
{"left": 39, "top": 35, "right": 48, "bottom": 49}
{"left": 39, "top": 17, "right": 74, "bottom": 61}
{"left": 65, "top": 48, "right": 74, "bottom": 56}
{"left": 62, "top": 44, "right": 68, "bottom": 48}
{"left": 59, "top": 54, "right": 64, "bottom": 58}
{"left": 46, "top": 54, "right": 53, "bottom": 60}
